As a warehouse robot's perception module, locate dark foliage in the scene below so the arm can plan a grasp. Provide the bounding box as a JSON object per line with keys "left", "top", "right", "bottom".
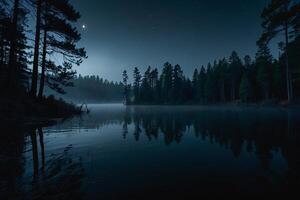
{"left": 0, "top": 0, "right": 86, "bottom": 118}
{"left": 128, "top": 43, "right": 299, "bottom": 105}
{"left": 258, "top": 0, "right": 300, "bottom": 102}
{"left": 0, "top": 0, "right": 31, "bottom": 95}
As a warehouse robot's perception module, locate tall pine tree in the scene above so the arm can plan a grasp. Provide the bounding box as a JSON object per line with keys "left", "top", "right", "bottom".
{"left": 259, "top": 0, "right": 300, "bottom": 102}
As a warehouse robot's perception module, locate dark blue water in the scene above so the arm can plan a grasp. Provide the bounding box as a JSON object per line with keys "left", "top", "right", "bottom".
{"left": 1, "top": 104, "right": 300, "bottom": 199}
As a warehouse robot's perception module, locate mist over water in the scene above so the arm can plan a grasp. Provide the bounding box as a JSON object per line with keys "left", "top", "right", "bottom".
{"left": 1, "top": 104, "right": 300, "bottom": 198}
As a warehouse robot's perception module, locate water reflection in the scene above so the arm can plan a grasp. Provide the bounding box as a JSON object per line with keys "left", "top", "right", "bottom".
{"left": 0, "top": 126, "right": 24, "bottom": 200}
{"left": 0, "top": 126, "right": 85, "bottom": 200}
{"left": 119, "top": 107, "right": 298, "bottom": 149}
{"left": 120, "top": 106, "right": 300, "bottom": 194}
{"left": 1, "top": 105, "right": 300, "bottom": 198}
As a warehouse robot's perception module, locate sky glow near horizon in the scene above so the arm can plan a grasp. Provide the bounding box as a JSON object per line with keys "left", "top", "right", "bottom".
{"left": 70, "top": 0, "right": 275, "bottom": 82}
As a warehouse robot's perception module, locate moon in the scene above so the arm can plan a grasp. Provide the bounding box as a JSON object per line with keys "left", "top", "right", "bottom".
{"left": 82, "top": 24, "right": 86, "bottom": 30}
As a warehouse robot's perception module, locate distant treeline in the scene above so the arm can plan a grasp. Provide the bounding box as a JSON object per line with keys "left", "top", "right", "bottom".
{"left": 124, "top": 42, "right": 300, "bottom": 105}
{"left": 46, "top": 75, "right": 124, "bottom": 103}
{"left": 123, "top": 0, "right": 300, "bottom": 105}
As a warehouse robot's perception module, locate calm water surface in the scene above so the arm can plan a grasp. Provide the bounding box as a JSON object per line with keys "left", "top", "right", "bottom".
{"left": 1, "top": 104, "right": 300, "bottom": 199}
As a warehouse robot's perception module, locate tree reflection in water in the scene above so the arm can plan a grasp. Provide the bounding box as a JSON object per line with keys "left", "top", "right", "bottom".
{"left": 120, "top": 106, "right": 300, "bottom": 193}
{"left": 1, "top": 105, "right": 300, "bottom": 198}
{"left": 0, "top": 127, "right": 85, "bottom": 200}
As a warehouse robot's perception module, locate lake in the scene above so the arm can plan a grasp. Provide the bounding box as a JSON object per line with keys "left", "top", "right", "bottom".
{"left": 1, "top": 104, "right": 300, "bottom": 199}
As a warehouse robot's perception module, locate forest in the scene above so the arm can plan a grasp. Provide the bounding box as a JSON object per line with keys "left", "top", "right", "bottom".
{"left": 45, "top": 75, "right": 124, "bottom": 103}
{"left": 123, "top": 0, "right": 300, "bottom": 105}
{"left": 0, "top": 0, "right": 86, "bottom": 117}
{"left": 1, "top": 0, "right": 300, "bottom": 110}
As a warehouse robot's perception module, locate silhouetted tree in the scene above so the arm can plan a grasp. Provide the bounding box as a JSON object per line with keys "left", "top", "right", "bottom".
{"left": 204, "top": 63, "right": 214, "bottom": 102}
{"left": 198, "top": 66, "right": 206, "bottom": 103}
{"left": 140, "top": 66, "right": 152, "bottom": 103}
{"left": 1, "top": 0, "right": 30, "bottom": 95}
{"left": 123, "top": 70, "right": 130, "bottom": 104}
{"left": 285, "top": 35, "right": 300, "bottom": 97}
{"left": 173, "top": 64, "right": 184, "bottom": 103}
{"left": 255, "top": 44, "right": 273, "bottom": 100}
{"left": 7, "top": 0, "right": 19, "bottom": 91}
{"left": 272, "top": 60, "right": 284, "bottom": 99}
{"left": 133, "top": 67, "right": 141, "bottom": 103}
{"left": 259, "top": 0, "right": 300, "bottom": 102}
{"left": 192, "top": 68, "right": 199, "bottom": 101}
{"left": 38, "top": 0, "right": 86, "bottom": 98}
{"left": 31, "top": 0, "right": 42, "bottom": 97}
{"left": 228, "top": 51, "right": 243, "bottom": 101}
{"left": 215, "top": 59, "right": 227, "bottom": 102}
{"left": 160, "top": 62, "right": 173, "bottom": 103}
{"left": 239, "top": 73, "right": 251, "bottom": 102}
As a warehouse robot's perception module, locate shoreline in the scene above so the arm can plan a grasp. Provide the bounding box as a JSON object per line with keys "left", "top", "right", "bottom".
{"left": 0, "top": 95, "right": 83, "bottom": 128}
{"left": 127, "top": 102, "right": 300, "bottom": 108}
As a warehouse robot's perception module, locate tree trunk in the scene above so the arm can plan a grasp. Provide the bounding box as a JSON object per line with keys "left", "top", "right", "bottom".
{"left": 284, "top": 3, "right": 292, "bottom": 102}
{"left": 31, "top": 0, "right": 42, "bottom": 97}
{"left": 38, "top": 29, "right": 47, "bottom": 99}
{"left": 8, "top": 0, "right": 19, "bottom": 90}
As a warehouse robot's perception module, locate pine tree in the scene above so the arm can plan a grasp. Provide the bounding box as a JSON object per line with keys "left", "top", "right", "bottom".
{"left": 38, "top": 0, "right": 86, "bottom": 98}
{"left": 14, "top": 9, "right": 31, "bottom": 93}
{"left": 7, "top": 0, "right": 19, "bottom": 91}
{"left": 150, "top": 68, "right": 159, "bottom": 103}
{"left": 272, "top": 60, "right": 283, "bottom": 98}
{"left": 31, "top": 0, "right": 42, "bottom": 97}
{"left": 122, "top": 70, "right": 130, "bottom": 104}
{"left": 182, "top": 78, "right": 193, "bottom": 102}
{"left": 140, "top": 66, "right": 152, "bottom": 103}
{"left": 160, "top": 62, "right": 173, "bottom": 103}
{"left": 228, "top": 51, "right": 243, "bottom": 101}
{"left": 204, "top": 63, "right": 214, "bottom": 102}
{"left": 244, "top": 55, "right": 252, "bottom": 69}
{"left": 198, "top": 66, "right": 206, "bottom": 103}
{"left": 286, "top": 35, "right": 300, "bottom": 97}
{"left": 243, "top": 55, "right": 254, "bottom": 100}
{"left": 256, "top": 44, "right": 273, "bottom": 100}
{"left": 239, "top": 73, "right": 250, "bottom": 102}
{"left": 173, "top": 64, "right": 184, "bottom": 103}
{"left": 192, "top": 68, "right": 199, "bottom": 101}
{"left": 4, "top": 0, "right": 30, "bottom": 95}
{"left": 259, "top": 0, "right": 300, "bottom": 102}
{"left": 133, "top": 67, "right": 141, "bottom": 103}
{"left": 216, "top": 59, "right": 228, "bottom": 102}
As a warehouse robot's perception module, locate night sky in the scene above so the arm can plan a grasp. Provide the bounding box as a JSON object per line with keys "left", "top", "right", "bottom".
{"left": 72, "top": 0, "right": 270, "bottom": 82}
